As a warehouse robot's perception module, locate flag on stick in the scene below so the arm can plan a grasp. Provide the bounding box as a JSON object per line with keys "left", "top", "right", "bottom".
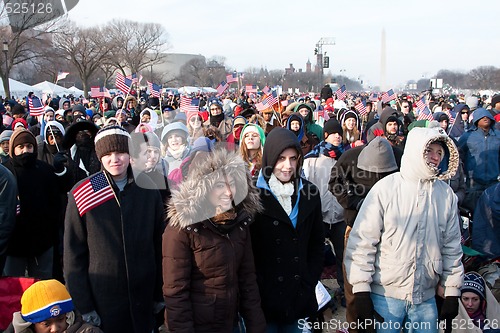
{"left": 28, "top": 96, "right": 45, "bottom": 116}
{"left": 335, "top": 85, "right": 347, "bottom": 100}
{"left": 147, "top": 81, "right": 162, "bottom": 98}
{"left": 73, "top": 172, "right": 115, "bottom": 217}
{"left": 115, "top": 73, "right": 133, "bottom": 94}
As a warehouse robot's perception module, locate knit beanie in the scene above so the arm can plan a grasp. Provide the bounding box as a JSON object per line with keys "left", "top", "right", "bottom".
{"left": 240, "top": 124, "right": 266, "bottom": 146}
{"left": 94, "top": 125, "right": 131, "bottom": 160}
{"left": 161, "top": 122, "right": 189, "bottom": 142}
{"left": 491, "top": 94, "right": 500, "bottom": 108}
{"left": 0, "top": 129, "right": 13, "bottom": 143}
{"left": 357, "top": 136, "right": 398, "bottom": 173}
{"left": 20, "top": 279, "right": 74, "bottom": 323}
{"left": 462, "top": 272, "right": 486, "bottom": 300}
{"left": 9, "top": 128, "right": 37, "bottom": 157}
{"left": 323, "top": 119, "right": 343, "bottom": 139}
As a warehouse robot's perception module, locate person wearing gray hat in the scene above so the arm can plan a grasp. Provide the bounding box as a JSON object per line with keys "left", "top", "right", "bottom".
{"left": 0, "top": 130, "right": 13, "bottom": 163}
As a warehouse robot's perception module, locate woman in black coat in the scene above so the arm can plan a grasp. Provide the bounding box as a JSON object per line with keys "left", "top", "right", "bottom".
{"left": 251, "top": 127, "right": 325, "bottom": 331}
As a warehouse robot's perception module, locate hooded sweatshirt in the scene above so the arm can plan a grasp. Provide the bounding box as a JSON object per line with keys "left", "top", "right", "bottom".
{"left": 345, "top": 127, "right": 464, "bottom": 304}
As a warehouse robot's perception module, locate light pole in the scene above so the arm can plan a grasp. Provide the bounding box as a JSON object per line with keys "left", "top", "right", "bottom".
{"left": 3, "top": 41, "right": 10, "bottom": 99}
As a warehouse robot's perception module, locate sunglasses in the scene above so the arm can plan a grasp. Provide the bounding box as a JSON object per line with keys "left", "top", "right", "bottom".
{"left": 461, "top": 112, "right": 468, "bottom": 115}
{"left": 189, "top": 117, "right": 202, "bottom": 122}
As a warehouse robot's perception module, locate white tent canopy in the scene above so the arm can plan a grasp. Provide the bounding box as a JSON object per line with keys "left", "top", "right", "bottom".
{"left": 178, "top": 86, "right": 201, "bottom": 95}
{"left": 66, "top": 86, "right": 85, "bottom": 96}
{"left": 32, "top": 81, "right": 69, "bottom": 96}
{"left": 0, "top": 78, "right": 42, "bottom": 99}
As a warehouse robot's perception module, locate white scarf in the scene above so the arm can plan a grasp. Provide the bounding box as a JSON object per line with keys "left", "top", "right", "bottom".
{"left": 268, "top": 173, "right": 294, "bottom": 215}
{"left": 167, "top": 144, "right": 187, "bottom": 160}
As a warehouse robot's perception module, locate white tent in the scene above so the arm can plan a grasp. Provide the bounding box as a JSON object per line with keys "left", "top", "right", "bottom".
{"left": 32, "top": 81, "right": 69, "bottom": 96}
{"left": 201, "top": 87, "right": 217, "bottom": 93}
{"left": 0, "top": 78, "right": 42, "bottom": 99}
{"left": 66, "top": 86, "right": 85, "bottom": 96}
{"left": 178, "top": 86, "right": 201, "bottom": 95}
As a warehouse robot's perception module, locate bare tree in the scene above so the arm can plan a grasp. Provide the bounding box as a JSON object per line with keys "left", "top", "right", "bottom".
{"left": 103, "top": 19, "right": 170, "bottom": 76}
{"left": 53, "top": 22, "right": 112, "bottom": 97}
{"left": 0, "top": 0, "right": 63, "bottom": 98}
{"left": 178, "top": 58, "right": 207, "bottom": 86}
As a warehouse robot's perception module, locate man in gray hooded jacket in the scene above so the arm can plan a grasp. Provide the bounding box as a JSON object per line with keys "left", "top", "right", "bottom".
{"left": 345, "top": 126, "right": 464, "bottom": 333}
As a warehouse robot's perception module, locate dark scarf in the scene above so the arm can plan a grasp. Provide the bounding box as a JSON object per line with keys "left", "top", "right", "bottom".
{"left": 210, "top": 113, "right": 225, "bottom": 127}
{"left": 304, "top": 141, "right": 343, "bottom": 160}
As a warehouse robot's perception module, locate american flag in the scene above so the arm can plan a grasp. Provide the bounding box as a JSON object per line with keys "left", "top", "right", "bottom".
{"left": 263, "top": 91, "right": 278, "bottom": 106}
{"left": 127, "top": 73, "right": 142, "bottom": 84}
{"left": 245, "top": 85, "right": 257, "bottom": 93}
{"left": 262, "top": 86, "right": 270, "bottom": 95}
{"left": 369, "top": 92, "right": 379, "bottom": 102}
{"left": 444, "top": 109, "right": 455, "bottom": 126}
{"left": 56, "top": 71, "right": 69, "bottom": 81}
{"left": 381, "top": 89, "right": 396, "bottom": 103}
{"left": 16, "top": 200, "right": 20, "bottom": 216}
{"left": 226, "top": 72, "right": 238, "bottom": 84}
{"left": 255, "top": 102, "right": 268, "bottom": 112}
{"left": 355, "top": 100, "right": 368, "bottom": 116}
{"left": 216, "top": 81, "right": 229, "bottom": 96}
{"left": 115, "top": 73, "right": 133, "bottom": 94}
{"left": 73, "top": 172, "right": 115, "bottom": 217}
{"left": 28, "top": 96, "right": 45, "bottom": 116}
{"left": 180, "top": 96, "right": 199, "bottom": 113}
{"left": 91, "top": 86, "right": 111, "bottom": 98}
{"left": 335, "top": 85, "right": 347, "bottom": 100}
{"left": 416, "top": 97, "right": 433, "bottom": 121}
{"left": 147, "top": 81, "right": 162, "bottom": 98}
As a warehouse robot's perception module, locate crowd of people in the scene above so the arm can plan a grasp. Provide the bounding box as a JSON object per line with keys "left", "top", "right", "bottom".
{"left": 0, "top": 84, "right": 499, "bottom": 333}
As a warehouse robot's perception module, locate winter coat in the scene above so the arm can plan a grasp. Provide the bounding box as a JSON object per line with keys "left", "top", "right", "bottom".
{"left": 457, "top": 109, "right": 500, "bottom": 188}
{"left": 328, "top": 144, "right": 402, "bottom": 227}
{"left": 471, "top": 183, "right": 500, "bottom": 260}
{"left": 251, "top": 175, "right": 325, "bottom": 323}
{"left": 203, "top": 116, "right": 234, "bottom": 141}
{"left": 345, "top": 127, "right": 464, "bottom": 304}
{"left": 0, "top": 164, "right": 16, "bottom": 272}
{"left": 302, "top": 154, "right": 344, "bottom": 225}
{"left": 2, "top": 158, "right": 68, "bottom": 257}
{"left": 163, "top": 149, "right": 266, "bottom": 333}
{"left": 64, "top": 170, "right": 165, "bottom": 333}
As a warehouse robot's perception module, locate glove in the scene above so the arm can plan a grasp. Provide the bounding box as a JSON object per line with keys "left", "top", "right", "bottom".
{"left": 354, "top": 292, "right": 384, "bottom": 333}
{"left": 439, "top": 296, "right": 459, "bottom": 320}
{"left": 53, "top": 152, "right": 67, "bottom": 173}
{"left": 82, "top": 310, "right": 101, "bottom": 327}
{"left": 439, "top": 296, "right": 459, "bottom": 333}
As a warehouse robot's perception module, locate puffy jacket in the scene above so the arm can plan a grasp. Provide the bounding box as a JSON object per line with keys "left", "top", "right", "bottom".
{"left": 163, "top": 149, "right": 266, "bottom": 333}
{"left": 345, "top": 127, "right": 464, "bottom": 304}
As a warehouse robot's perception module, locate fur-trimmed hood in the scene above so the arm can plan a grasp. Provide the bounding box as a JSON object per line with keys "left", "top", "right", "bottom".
{"left": 400, "top": 126, "right": 459, "bottom": 182}
{"left": 167, "top": 148, "right": 262, "bottom": 228}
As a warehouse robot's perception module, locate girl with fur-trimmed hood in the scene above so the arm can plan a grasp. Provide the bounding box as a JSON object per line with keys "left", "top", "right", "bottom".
{"left": 162, "top": 148, "right": 266, "bottom": 333}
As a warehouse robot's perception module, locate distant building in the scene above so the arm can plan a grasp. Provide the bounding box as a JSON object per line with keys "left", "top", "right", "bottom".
{"left": 306, "top": 59, "right": 312, "bottom": 73}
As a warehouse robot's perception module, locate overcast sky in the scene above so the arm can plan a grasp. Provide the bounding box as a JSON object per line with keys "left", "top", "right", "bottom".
{"left": 67, "top": 0, "right": 499, "bottom": 88}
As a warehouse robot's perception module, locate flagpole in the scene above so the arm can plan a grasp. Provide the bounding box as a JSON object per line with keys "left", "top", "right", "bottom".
{"left": 48, "top": 125, "right": 61, "bottom": 152}
{"left": 102, "top": 171, "right": 121, "bottom": 208}
{"left": 160, "top": 96, "right": 164, "bottom": 128}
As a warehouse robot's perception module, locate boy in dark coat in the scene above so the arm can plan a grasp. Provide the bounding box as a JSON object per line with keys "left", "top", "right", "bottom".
{"left": 64, "top": 125, "right": 165, "bottom": 333}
